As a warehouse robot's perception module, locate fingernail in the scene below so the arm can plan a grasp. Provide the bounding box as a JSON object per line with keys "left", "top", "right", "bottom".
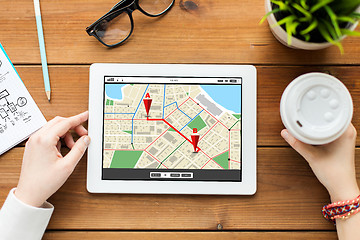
{"left": 281, "top": 130, "right": 289, "bottom": 140}
{"left": 84, "top": 136, "right": 91, "bottom": 146}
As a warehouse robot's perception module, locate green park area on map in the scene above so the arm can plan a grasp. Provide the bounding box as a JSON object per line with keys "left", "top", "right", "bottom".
{"left": 213, "top": 151, "right": 229, "bottom": 169}
{"left": 110, "top": 150, "right": 143, "bottom": 168}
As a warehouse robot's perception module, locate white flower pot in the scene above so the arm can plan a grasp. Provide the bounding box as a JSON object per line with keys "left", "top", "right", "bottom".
{"left": 264, "top": 0, "right": 359, "bottom": 50}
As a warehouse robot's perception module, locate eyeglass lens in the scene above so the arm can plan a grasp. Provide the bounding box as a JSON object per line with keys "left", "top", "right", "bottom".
{"left": 139, "top": 0, "right": 174, "bottom": 16}
{"left": 94, "top": 12, "right": 132, "bottom": 46}
{"left": 93, "top": 0, "right": 174, "bottom": 46}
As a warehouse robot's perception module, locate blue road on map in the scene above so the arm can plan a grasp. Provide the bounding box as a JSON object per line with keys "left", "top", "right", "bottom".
{"left": 163, "top": 102, "right": 192, "bottom": 119}
{"left": 162, "top": 84, "right": 192, "bottom": 120}
{"left": 131, "top": 84, "right": 149, "bottom": 143}
{"left": 180, "top": 109, "right": 204, "bottom": 132}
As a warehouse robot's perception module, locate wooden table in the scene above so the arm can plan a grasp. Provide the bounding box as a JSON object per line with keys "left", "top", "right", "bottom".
{"left": 1, "top": 0, "right": 359, "bottom": 239}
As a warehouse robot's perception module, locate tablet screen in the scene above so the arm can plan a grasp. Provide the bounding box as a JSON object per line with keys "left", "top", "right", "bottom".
{"left": 102, "top": 76, "right": 242, "bottom": 182}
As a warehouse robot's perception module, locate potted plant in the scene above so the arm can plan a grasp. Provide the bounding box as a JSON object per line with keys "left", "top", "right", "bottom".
{"left": 261, "top": 0, "right": 360, "bottom": 53}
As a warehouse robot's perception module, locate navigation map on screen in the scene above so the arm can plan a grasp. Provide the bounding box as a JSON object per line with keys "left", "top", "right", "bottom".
{"left": 102, "top": 77, "right": 242, "bottom": 181}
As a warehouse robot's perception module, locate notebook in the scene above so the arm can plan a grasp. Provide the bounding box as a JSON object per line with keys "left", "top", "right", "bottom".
{"left": 0, "top": 43, "right": 46, "bottom": 155}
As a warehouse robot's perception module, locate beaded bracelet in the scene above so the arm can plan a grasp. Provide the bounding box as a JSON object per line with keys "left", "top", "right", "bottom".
{"left": 322, "top": 195, "right": 360, "bottom": 223}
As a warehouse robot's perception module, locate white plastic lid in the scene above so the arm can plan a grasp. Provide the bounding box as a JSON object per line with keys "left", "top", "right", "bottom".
{"left": 280, "top": 73, "right": 353, "bottom": 145}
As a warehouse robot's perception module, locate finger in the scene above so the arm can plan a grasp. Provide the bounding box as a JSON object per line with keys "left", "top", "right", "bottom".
{"left": 56, "top": 141, "right": 61, "bottom": 152}
{"left": 51, "top": 111, "right": 89, "bottom": 138}
{"left": 64, "top": 136, "right": 91, "bottom": 167}
{"left": 38, "top": 116, "right": 64, "bottom": 133}
{"left": 342, "top": 123, "right": 357, "bottom": 142}
{"left": 64, "top": 132, "right": 75, "bottom": 149}
{"left": 281, "top": 129, "right": 315, "bottom": 160}
{"left": 74, "top": 124, "right": 88, "bottom": 136}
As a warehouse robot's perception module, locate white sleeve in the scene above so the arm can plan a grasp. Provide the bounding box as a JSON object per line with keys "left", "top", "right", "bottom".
{"left": 0, "top": 188, "right": 54, "bottom": 240}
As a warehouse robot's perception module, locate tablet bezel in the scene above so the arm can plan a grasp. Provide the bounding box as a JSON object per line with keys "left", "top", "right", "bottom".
{"left": 87, "top": 64, "right": 256, "bottom": 195}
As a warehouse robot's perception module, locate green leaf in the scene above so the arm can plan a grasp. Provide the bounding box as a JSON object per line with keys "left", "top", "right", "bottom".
{"left": 286, "top": 21, "right": 293, "bottom": 45}
{"left": 318, "top": 23, "right": 335, "bottom": 44}
{"left": 271, "top": 0, "right": 289, "bottom": 10}
{"left": 336, "top": 16, "right": 356, "bottom": 24}
{"left": 289, "top": 21, "right": 300, "bottom": 34}
{"left": 318, "top": 22, "right": 344, "bottom": 54}
{"left": 271, "top": 15, "right": 296, "bottom": 28}
{"left": 324, "top": 5, "right": 342, "bottom": 39}
{"left": 259, "top": 8, "right": 281, "bottom": 24}
{"left": 322, "top": 19, "right": 339, "bottom": 40}
{"left": 300, "top": 19, "right": 318, "bottom": 35}
{"left": 303, "top": 34, "right": 311, "bottom": 41}
{"left": 349, "top": 13, "right": 360, "bottom": 19}
{"left": 300, "top": 0, "right": 309, "bottom": 10}
{"left": 341, "top": 28, "right": 360, "bottom": 36}
{"left": 310, "top": 0, "right": 334, "bottom": 13}
{"left": 292, "top": 3, "right": 312, "bottom": 19}
{"left": 298, "top": 17, "right": 310, "bottom": 22}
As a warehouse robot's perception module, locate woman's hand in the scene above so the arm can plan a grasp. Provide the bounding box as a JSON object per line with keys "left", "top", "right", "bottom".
{"left": 281, "top": 124, "right": 359, "bottom": 202}
{"left": 15, "top": 111, "right": 90, "bottom": 207}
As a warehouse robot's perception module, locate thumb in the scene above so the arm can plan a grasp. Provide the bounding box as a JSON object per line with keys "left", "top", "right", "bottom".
{"left": 281, "top": 129, "right": 315, "bottom": 161}
{"left": 64, "top": 136, "right": 91, "bottom": 166}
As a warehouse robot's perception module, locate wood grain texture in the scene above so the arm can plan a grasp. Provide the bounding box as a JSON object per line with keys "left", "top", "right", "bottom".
{"left": 42, "top": 231, "right": 338, "bottom": 240}
{"left": 1, "top": 147, "right": 359, "bottom": 230}
{"left": 0, "top": 0, "right": 359, "bottom": 237}
{"left": 0, "top": 0, "right": 359, "bottom": 65}
{"left": 13, "top": 65, "right": 360, "bottom": 146}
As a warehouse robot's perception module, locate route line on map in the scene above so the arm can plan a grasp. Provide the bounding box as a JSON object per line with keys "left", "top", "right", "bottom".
{"left": 131, "top": 84, "right": 149, "bottom": 143}
{"left": 146, "top": 117, "right": 197, "bottom": 150}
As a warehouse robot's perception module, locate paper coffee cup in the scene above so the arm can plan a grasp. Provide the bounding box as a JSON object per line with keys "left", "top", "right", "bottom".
{"left": 280, "top": 72, "right": 353, "bottom": 145}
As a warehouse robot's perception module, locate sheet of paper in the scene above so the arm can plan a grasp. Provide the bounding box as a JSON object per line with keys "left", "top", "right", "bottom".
{"left": 0, "top": 43, "right": 46, "bottom": 155}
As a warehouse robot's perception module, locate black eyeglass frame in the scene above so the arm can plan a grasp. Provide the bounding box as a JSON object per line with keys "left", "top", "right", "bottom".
{"left": 86, "top": 0, "right": 175, "bottom": 47}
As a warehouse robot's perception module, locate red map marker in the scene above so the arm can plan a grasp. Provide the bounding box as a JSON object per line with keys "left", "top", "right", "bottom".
{"left": 143, "top": 93, "right": 152, "bottom": 117}
{"left": 191, "top": 128, "right": 200, "bottom": 152}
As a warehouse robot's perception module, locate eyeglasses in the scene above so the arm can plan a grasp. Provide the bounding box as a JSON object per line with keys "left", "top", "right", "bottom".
{"left": 86, "top": 0, "right": 175, "bottom": 47}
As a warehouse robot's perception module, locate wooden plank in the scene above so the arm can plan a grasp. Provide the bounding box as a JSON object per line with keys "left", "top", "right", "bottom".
{"left": 0, "top": 0, "right": 359, "bottom": 65}
{"left": 1, "top": 147, "right": 359, "bottom": 230}
{"left": 13, "top": 65, "right": 360, "bottom": 146}
{"left": 43, "top": 231, "right": 338, "bottom": 240}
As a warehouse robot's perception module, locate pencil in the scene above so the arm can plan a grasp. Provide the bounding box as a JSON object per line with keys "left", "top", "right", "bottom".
{"left": 34, "top": 0, "right": 51, "bottom": 101}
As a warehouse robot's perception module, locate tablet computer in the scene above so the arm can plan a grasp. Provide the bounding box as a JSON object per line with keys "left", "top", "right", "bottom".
{"left": 87, "top": 64, "right": 256, "bottom": 195}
